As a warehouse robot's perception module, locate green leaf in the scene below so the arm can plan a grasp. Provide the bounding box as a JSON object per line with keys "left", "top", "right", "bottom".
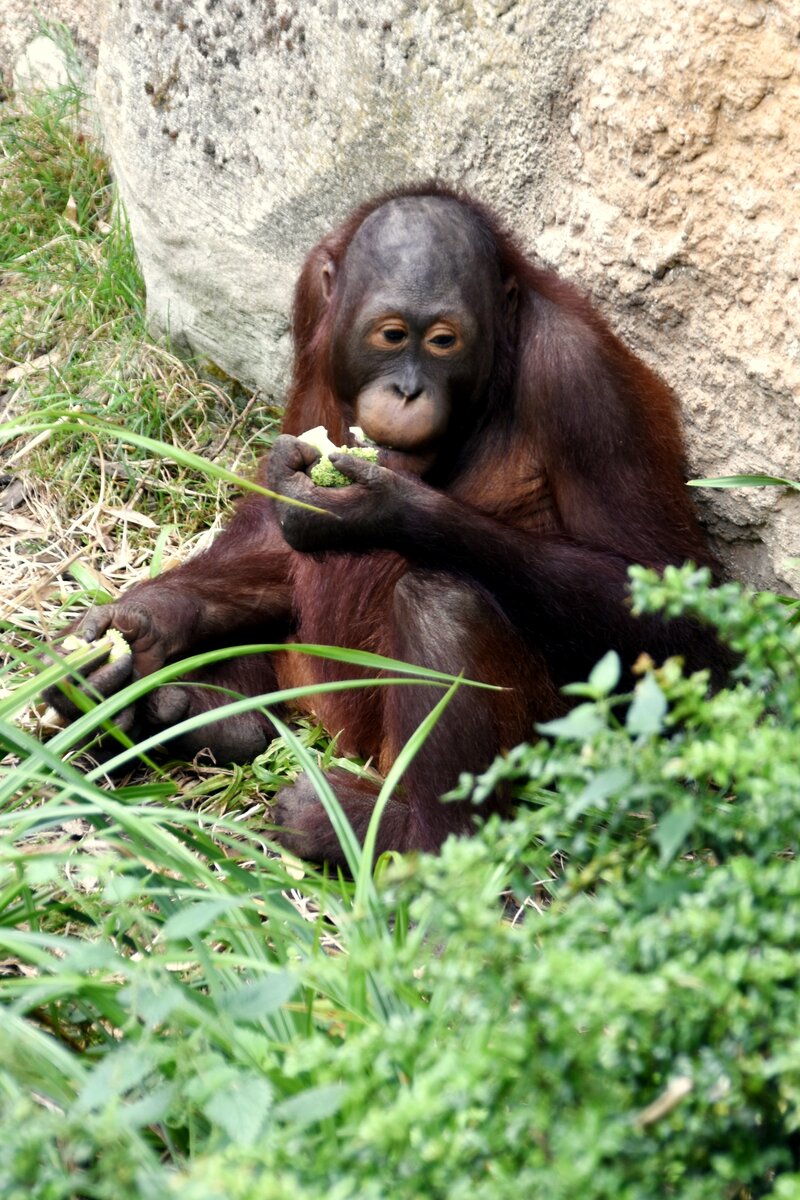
{"left": 203, "top": 1075, "right": 274, "bottom": 1146}
{"left": 0, "top": 411, "right": 329, "bottom": 513}
{"left": 162, "top": 899, "right": 238, "bottom": 941}
{"left": 149, "top": 524, "right": 176, "bottom": 577}
{"left": 538, "top": 703, "right": 606, "bottom": 741}
{"left": 566, "top": 767, "right": 633, "bottom": 820}
{"left": 68, "top": 561, "right": 114, "bottom": 603}
{"left": 626, "top": 674, "right": 667, "bottom": 736}
{"left": 222, "top": 971, "right": 298, "bottom": 1020}
{"left": 274, "top": 1084, "right": 347, "bottom": 1127}
{"left": 121, "top": 981, "right": 188, "bottom": 1028}
{"left": 655, "top": 806, "right": 696, "bottom": 865}
{"left": 116, "top": 1084, "right": 175, "bottom": 1130}
{"left": 358, "top": 675, "right": 462, "bottom": 910}
{"left": 74, "top": 1046, "right": 159, "bottom": 1115}
{"left": 588, "top": 650, "right": 621, "bottom": 697}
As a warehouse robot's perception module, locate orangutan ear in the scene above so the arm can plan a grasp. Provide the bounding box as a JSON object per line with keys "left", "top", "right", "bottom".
{"left": 321, "top": 258, "right": 336, "bottom": 303}
{"left": 504, "top": 275, "right": 518, "bottom": 323}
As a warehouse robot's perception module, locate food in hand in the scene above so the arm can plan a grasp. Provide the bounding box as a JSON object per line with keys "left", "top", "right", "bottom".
{"left": 61, "top": 628, "right": 130, "bottom": 663}
{"left": 298, "top": 426, "right": 379, "bottom": 487}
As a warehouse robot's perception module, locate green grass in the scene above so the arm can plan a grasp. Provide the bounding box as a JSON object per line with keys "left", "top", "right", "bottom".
{"left": 1, "top": 81, "right": 279, "bottom": 586}
{"left": 3, "top": 81, "right": 800, "bottom": 1199}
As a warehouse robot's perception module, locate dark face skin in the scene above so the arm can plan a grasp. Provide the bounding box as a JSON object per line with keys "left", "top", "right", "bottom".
{"left": 325, "top": 197, "right": 512, "bottom": 457}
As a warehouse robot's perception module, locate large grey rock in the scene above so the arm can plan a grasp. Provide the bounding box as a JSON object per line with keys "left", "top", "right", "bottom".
{"left": 539, "top": 0, "right": 800, "bottom": 592}
{"left": 93, "top": 0, "right": 799, "bottom": 593}
{"left": 95, "top": 0, "right": 596, "bottom": 395}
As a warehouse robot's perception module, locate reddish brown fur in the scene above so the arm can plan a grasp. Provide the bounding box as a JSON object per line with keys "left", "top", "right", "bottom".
{"left": 50, "top": 185, "right": 723, "bottom": 864}
{"left": 259, "top": 185, "right": 717, "bottom": 859}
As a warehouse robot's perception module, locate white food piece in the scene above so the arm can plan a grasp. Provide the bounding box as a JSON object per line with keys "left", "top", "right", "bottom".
{"left": 61, "top": 628, "right": 130, "bottom": 663}
{"left": 297, "top": 425, "right": 338, "bottom": 456}
{"left": 61, "top": 634, "right": 90, "bottom": 654}
{"left": 105, "top": 628, "right": 131, "bottom": 662}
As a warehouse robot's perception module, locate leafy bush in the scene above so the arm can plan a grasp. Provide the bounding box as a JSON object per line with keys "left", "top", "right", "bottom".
{"left": 1, "top": 566, "right": 800, "bottom": 1198}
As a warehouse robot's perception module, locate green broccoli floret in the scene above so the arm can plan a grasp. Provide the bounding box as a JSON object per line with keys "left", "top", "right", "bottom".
{"left": 297, "top": 426, "right": 379, "bottom": 487}
{"left": 309, "top": 445, "right": 379, "bottom": 488}
{"left": 309, "top": 457, "right": 351, "bottom": 487}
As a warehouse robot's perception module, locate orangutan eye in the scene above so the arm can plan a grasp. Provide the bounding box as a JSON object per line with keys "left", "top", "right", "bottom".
{"left": 367, "top": 322, "right": 409, "bottom": 351}
{"left": 426, "top": 325, "right": 461, "bottom": 355}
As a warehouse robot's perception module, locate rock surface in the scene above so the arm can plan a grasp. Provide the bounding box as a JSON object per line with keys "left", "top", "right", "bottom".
{"left": 94, "top": 1, "right": 595, "bottom": 401}
{"left": 541, "top": 0, "right": 800, "bottom": 590}
{"left": 0, "top": 0, "right": 102, "bottom": 90}
{"left": 43, "top": 0, "right": 800, "bottom": 590}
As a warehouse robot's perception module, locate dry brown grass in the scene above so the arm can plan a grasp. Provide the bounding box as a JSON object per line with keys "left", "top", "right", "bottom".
{"left": 1, "top": 85, "right": 278, "bottom": 666}
{"left": 0, "top": 343, "right": 277, "bottom": 769}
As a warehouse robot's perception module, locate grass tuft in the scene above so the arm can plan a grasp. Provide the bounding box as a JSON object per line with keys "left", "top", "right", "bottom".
{"left": 1, "top": 84, "right": 280, "bottom": 645}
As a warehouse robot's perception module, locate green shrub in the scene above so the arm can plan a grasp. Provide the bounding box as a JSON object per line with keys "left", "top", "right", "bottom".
{"left": 1, "top": 566, "right": 800, "bottom": 1198}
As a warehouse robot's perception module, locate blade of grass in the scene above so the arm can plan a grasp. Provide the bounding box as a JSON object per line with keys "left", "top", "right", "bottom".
{"left": 356, "top": 677, "right": 463, "bottom": 911}
{"left": 688, "top": 474, "right": 800, "bottom": 491}
{"left": 1, "top": 1011, "right": 86, "bottom": 1107}
{"left": 0, "top": 411, "right": 328, "bottom": 512}
{"left": 85, "top": 678, "right": 465, "bottom": 781}
{"left": 254, "top": 710, "right": 363, "bottom": 877}
{"left": 0, "top": 639, "right": 497, "bottom": 808}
